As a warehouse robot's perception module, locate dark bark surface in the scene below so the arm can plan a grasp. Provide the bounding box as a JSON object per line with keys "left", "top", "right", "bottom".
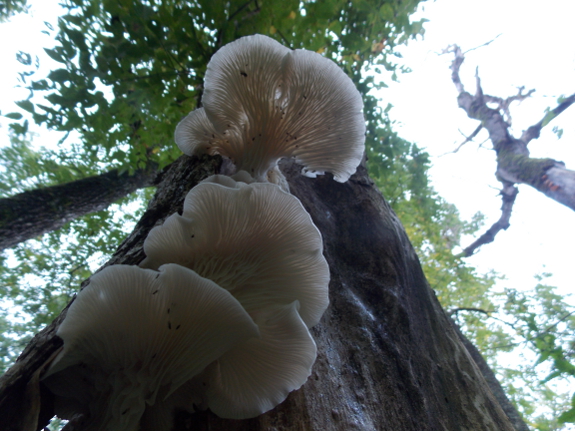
{"left": 0, "top": 155, "right": 521, "bottom": 431}
{"left": 0, "top": 164, "right": 159, "bottom": 251}
{"left": 449, "top": 318, "right": 529, "bottom": 431}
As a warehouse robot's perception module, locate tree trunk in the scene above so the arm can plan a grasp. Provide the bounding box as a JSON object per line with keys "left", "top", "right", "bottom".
{"left": 0, "top": 164, "right": 159, "bottom": 251}
{"left": 0, "top": 155, "right": 521, "bottom": 431}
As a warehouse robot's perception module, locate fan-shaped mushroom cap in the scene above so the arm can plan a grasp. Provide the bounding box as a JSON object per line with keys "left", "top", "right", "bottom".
{"left": 141, "top": 177, "right": 329, "bottom": 328}
{"left": 200, "top": 301, "right": 317, "bottom": 419}
{"left": 175, "top": 34, "right": 365, "bottom": 183}
{"left": 43, "top": 264, "right": 259, "bottom": 431}
{"left": 142, "top": 301, "right": 317, "bottom": 423}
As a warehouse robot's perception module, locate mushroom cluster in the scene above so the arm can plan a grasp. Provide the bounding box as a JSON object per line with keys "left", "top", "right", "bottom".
{"left": 42, "top": 34, "right": 365, "bottom": 430}
{"left": 175, "top": 34, "right": 365, "bottom": 186}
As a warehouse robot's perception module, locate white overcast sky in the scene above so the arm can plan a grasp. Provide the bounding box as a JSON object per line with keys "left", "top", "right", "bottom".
{"left": 0, "top": 0, "right": 574, "bottom": 302}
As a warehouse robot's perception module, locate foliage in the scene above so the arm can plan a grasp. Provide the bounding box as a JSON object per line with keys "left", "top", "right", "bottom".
{"left": 0, "top": 132, "right": 101, "bottom": 197}
{"left": 8, "top": 0, "right": 425, "bottom": 173}
{"left": 0, "top": 0, "right": 28, "bottom": 21}
{"left": 496, "top": 279, "right": 575, "bottom": 428}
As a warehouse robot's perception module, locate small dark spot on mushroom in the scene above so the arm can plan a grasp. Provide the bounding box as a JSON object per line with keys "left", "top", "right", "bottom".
{"left": 240, "top": 71, "right": 248, "bottom": 77}
{"left": 176, "top": 324, "right": 181, "bottom": 330}
{"left": 155, "top": 274, "right": 160, "bottom": 279}
{"left": 152, "top": 290, "right": 159, "bottom": 295}
{"left": 168, "top": 321, "right": 172, "bottom": 329}
{"left": 212, "top": 134, "right": 215, "bottom": 138}
{"left": 303, "top": 95, "right": 307, "bottom": 99}
{"left": 191, "top": 234, "right": 195, "bottom": 238}
{"left": 252, "top": 137, "right": 255, "bottom": 141}
{"left": 122, "top": 408, "right": 130, "bottom": 415}
{"left": 167, "top": 308, "right": 171, "bottom": 314}
{"left": 152, "top": 353, "right": 157, "bottom": 359}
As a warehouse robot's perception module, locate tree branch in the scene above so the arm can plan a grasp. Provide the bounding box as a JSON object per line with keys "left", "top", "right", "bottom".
{"left": 521, "top": 92, "right": 575, "bottom": 144}
{"left": 484, "top": 86, "right": 535, "bottom": 126}
{"left": 447, "top": 124, "right": 483, "bottom": 155}
{"left": 461, "top": 182, "right": 518, "bottom": 257}
{"left": 447, "top": 45, "right": 575, "bottom": 223}
{"left": 0, "top": 163, "right": 160, "bottom": 251}
{"left": 449, "top": 307, "right": 491, "bottom": 317}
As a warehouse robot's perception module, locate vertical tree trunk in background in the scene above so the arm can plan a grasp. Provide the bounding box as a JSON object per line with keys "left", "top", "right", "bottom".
{"left": 0, "top": 155, "right": 519, "bottom": 430}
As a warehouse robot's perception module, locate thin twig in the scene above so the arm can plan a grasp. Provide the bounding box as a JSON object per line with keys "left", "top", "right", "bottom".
{"left": 492, "top": 310, "right": 575, "bottom": 351}
{"left": 463, "top": 34, "right": 503, "bottom": 54}
{"left": 484, "top": 86, "right": 535, "bottom": 125}
{"left": 449, "top": 307, "right": 492, "bottom": 317}
{"left": 449, "top": 124, "right": 483, "bottom": 154}
{"left": 275, "top": 28, "right": 291, "bottom": 47}
{"left": 521, "top": 92, "right": 575, "bottom": 144}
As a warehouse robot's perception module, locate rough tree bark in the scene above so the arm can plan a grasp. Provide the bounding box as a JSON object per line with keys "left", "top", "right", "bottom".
{"left": 0, "top": 154, "right": 523, "bottom": 430}
{"left": 0, "top": 164, "right": 160, "bottom": 251}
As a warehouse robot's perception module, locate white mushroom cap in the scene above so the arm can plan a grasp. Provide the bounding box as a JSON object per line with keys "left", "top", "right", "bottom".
{"left": 43, "top": 264, "right": 259, "bottom": 430}
{"left": 175, "top": 34, "right": 365, "bottom": 182}
{"left": 141, "top": 301, "right": 316, "bottom": 423}
{"left": 141, "top": 177, "right": 329, "bottom": 328}
{"left": 199, "top": 301, "right": 317, "bottom": 419}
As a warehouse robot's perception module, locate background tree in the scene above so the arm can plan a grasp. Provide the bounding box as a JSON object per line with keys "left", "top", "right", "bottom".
{"left": 446, "top": 44, "right": 575, "bottom": 256}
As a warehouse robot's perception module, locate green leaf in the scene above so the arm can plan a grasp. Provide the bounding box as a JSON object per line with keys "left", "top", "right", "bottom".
{"left": 559, "top": 408, "right": 575, "bottom": 423}
{"left": 379, "top": 4, "right": 394, "bottom": 21}
{"left": 44, "top": 48, "right": 66, "bottom": 64}
{"left": 15, "top": 100, "right": 34, "bottom": 113}
{"left": 4, "top": 112, "right": 23, "bottom": 120}
{"left": 48, "top": 69, "right": 71, "bottom": 83}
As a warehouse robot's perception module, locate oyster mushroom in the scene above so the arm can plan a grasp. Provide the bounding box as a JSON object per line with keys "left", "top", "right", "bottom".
{"left": 175, "top": 34, "right": 365, "bottom": 184}
{"left": 42, "top": 264, "right": 259, "bottom": 431}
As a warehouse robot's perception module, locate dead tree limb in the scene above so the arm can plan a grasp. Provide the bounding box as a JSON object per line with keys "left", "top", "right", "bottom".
{"left": 445, "top": 45, "right": 575, "bottom": 253}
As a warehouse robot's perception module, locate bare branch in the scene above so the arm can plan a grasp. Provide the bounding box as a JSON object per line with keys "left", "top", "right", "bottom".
{"left": 448, "top": 45, "right": 575, "bottom": 216}
{"left": 447, "top": 44, "right": 465, "bottom": 94}
{"left": 443, "top": 124, "right": 483, "bottom": 155}
{"left": 461, "top": 182, "right": 518, "bottom": 257}
{"left": 521, "top": 92, "right": 575, "bottom": 144}
{"left": 484, "top": 86, "right": 535, "bottom": 125}
{"left": 449, "top": 307, "right": 491, "bottom": 317}
{"left": 463, "top": 34, "right": 503, "bottom": 54}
